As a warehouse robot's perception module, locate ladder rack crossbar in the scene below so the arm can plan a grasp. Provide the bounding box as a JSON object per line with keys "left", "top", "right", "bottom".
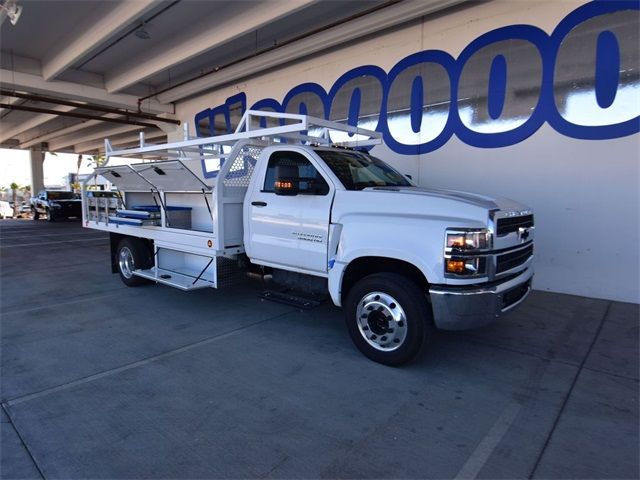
{"left": 104, "top": 111, "right": 382, "bottom": 164}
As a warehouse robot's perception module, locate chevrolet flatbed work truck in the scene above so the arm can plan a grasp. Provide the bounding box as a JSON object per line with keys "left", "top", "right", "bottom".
{"left": 82, "top": 111, "right": 534, "bottom": 365}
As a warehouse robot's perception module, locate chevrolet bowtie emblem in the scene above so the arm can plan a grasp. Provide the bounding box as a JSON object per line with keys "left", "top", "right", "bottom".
{"left": 519, "top": 227, "right": 530, "bottom": 242}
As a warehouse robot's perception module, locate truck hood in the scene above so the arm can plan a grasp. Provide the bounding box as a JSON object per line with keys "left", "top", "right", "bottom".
{"left": 365, "top": 186, "right": 498, "bottom": 209}
{"left": 362, "top": 186, "right": 527, "bottom": 213}
{"left": 333, "top": 186, "right": 529, "bottom": 228}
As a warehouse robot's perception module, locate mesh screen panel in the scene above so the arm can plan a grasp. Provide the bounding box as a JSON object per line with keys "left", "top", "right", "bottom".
{"left": 222, "top": 145, "right": 263, "bottom": 193}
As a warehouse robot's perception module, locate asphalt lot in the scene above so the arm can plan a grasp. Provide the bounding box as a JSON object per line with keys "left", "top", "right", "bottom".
{"left": 1, "top": 218, "right": 638, "bottom": 479}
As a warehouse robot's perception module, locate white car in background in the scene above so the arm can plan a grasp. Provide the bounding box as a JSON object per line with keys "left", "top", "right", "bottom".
{"left": 0, "top": 201, "right": 14, "bottom": 219}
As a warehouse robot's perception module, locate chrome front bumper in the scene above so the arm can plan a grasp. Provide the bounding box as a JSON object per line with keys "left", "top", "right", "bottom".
{"left": 429, "top": 267, "right": 533, "bottom": 330}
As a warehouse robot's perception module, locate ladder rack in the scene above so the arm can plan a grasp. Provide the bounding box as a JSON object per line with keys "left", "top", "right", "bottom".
{"left": 81, "top": 112, "right": 382, "bottom": 290}
{"left": 103, "top": 110, "right": 382, "bottom": 164}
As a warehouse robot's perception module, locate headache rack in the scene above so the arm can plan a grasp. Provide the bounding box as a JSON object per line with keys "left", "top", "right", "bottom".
{"left": 81, "top": 110, "right": 381, "bottom": 290}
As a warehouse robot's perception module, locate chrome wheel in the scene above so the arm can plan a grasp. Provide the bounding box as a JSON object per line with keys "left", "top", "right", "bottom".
{"left": 118, "top": 246, "right": 135, "bottom": 279}
{"left": 356, "top": 291, "right": 408, "bottom": 352}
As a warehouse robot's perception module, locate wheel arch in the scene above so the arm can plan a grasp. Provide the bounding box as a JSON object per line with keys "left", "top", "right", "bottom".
{"left": 340, "top": 256, "right": 430, "bottom": 305}
{"left": 109, "top": 233, "right": 154, "bottom": 274}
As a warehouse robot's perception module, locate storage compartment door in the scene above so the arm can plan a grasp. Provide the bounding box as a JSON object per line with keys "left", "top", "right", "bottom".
{"left": 95, "top": 166, "right": 155, "bottom": 191}
{"left": 132, "top": 161, "right": 211, "bottom": 192}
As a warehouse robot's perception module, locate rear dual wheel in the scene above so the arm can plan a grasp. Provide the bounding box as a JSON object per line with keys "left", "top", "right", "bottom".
{"left": 116, "top": 238, "right": 153, "bottom": 287}
{"left": 345, "top": 273, "right": 433, "bottom": 366}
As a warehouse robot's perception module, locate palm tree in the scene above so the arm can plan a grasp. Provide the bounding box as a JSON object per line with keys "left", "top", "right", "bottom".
{"left": 9, "top": 182, "right": 19, "bottom": 215}
{"left": 87, "top": 155, "right": 107, "bottom": 190}
{"left": 72, "top": 154, "right": 83, "bottom": 192}
{"left": 88, "top": 154, "right": 107, "bottom": 168}
{"left": 19, "top": 185, "right": 31, "bottom": 203}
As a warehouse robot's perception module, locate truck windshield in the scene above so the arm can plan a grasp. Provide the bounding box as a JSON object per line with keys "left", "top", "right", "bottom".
{"left": 48, "top": 192, "right": 78, "bottom": 200}
{"left": 314, "top": 149, "right": 411, "bottom": 191}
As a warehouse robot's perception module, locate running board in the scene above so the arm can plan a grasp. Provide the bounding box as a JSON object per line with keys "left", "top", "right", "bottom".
{"left": 133, "top": 267, "right": 215, "bottom": 290}
{"left": 259, "top": 289, "right": 323, "bottom": 310}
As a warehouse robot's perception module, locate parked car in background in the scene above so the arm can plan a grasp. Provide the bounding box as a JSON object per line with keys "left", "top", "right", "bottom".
{"left": 0, "top": 201, "right": 14, "bottom": 219}
{"left": 31, "top": 190, "right": 81, "bottom": 221}
{"left": 16, "top": 203, "right": 31, "bottom": 218}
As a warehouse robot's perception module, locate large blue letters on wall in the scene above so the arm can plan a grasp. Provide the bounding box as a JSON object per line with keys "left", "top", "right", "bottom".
{"left": 194, "top": 1, "right": 639, "bottom": 154}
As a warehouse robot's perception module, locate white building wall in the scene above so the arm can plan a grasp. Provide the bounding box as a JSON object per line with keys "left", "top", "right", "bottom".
{"left": 175, "top": 0, "right": 640, "bottom": 303}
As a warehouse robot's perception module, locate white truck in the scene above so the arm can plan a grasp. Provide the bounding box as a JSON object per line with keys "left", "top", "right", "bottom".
{"left": 82, "top": 111, "right": 534, "bottom": 365}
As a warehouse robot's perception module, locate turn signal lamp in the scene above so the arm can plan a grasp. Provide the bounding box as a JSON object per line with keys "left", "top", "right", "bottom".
{"left": 445, "top": 257, "right": 485, "bottom": 276}
{"left": 445, "top": 259, "right": 466, "bottom": 274}
{"left": 275, "top": 180, "right": 293, "bottom": 190}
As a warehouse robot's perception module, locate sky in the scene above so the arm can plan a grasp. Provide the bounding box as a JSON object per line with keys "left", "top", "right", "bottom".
{"left": 0, "top": 148, "right": 97, "bottom": 189}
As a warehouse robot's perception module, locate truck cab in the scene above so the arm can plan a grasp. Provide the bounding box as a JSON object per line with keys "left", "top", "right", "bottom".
{"left": 244, "top": 144, "right": 534, "bottom": 364}
{"left": 82, "top": 111, "right": 533, "bottom": 366}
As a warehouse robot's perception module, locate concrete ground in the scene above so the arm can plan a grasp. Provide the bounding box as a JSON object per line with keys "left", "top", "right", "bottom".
{"left": 1, "top": 218, "right": 638, "bottom": 479}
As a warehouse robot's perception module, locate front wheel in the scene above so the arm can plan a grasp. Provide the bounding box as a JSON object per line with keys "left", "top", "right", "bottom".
{"left": 32, "top": 208, "right": 39, "bottom": 220}
{"left": 46, "top": 208, "right": 54, "bottom": 222}
{"left": 116, "top": 238, "right": 152, "bottom": 287}
{"left": 344, "top": 273, "right": 433, "bottom": 366}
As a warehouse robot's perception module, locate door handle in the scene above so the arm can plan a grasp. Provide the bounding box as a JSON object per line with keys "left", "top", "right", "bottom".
{"left": 251, "top": 201, "right": 267, "bottom": 207}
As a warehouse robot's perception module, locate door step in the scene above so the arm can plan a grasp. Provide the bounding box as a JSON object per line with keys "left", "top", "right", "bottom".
{"left": 258, "top": 289, "right": 324, "bottom": 310}
{"left": 133, "top": 267, "right": 214, "bottom": 291}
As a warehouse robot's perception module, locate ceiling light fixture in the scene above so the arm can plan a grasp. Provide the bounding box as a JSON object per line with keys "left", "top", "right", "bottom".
{"left": 135, "top": 25, "right": 151, "bottom": 40}
{"left": 0, "top": 0, "right": 22, "bottom": 26}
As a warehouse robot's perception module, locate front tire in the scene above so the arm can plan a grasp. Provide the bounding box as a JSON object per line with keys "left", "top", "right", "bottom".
{"left": 32, "top": 208, "right": 39, "bottom": 220}
{"left": 344, "top": 273, "right": 433, "bottom": 366}
{"left": 116, "top": 238, "right": 152, "bottom": 287}
{"left": 46, "top": 208, "right": 54, "bottom": 222}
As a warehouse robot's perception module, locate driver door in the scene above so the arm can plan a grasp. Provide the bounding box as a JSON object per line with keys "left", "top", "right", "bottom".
{"left": 247, "top": 150, "right": 334, "bottom": 274}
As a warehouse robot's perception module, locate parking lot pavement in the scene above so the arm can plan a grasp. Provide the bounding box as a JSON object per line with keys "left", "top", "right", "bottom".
{"left": 1, "top": 219, "right": 638, "bottom": 479}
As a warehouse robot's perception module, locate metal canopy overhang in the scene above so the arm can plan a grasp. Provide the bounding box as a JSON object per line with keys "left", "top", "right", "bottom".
{"left": 0, "top": 0, "right": 465, "bottom": 154}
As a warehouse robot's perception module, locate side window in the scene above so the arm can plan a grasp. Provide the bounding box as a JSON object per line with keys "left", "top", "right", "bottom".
{"left": 263, "top": 151, "right": 330, "bottom": 195}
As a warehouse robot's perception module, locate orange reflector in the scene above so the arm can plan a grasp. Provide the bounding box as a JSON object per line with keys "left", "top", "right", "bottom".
{"left": 446, "top": 259, "right": 466, "bottom": 274}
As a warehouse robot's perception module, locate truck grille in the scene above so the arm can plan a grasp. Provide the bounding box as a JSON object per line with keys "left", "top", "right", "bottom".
{"left": 496, "top": 244, "right": 533, "bottom": 274}
{"left": 496, "top": 214, "right": 534, "bottom": 236}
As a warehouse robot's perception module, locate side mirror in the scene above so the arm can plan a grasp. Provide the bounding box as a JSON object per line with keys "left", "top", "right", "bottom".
{"left": 274, "top": 165, "right": 299, "bottom": 196}
{"left": 275, "top": 179, "right": 299, "bottom": 196}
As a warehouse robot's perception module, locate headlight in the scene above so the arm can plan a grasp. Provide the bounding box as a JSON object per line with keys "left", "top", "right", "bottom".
{"left": 446, "top": 229, "right": 491, "bottom": 252}
{"left": 444, "top": 228, "right": 492, "bottom": 277}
